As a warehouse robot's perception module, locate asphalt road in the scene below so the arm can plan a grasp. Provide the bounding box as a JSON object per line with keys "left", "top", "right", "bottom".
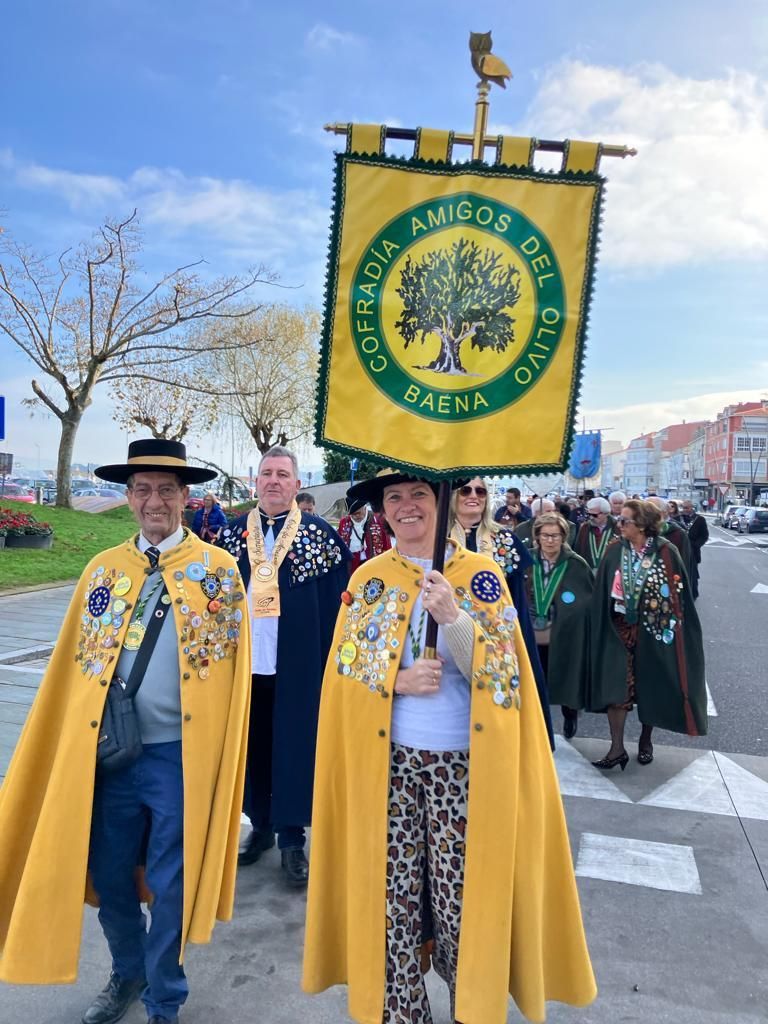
{"left": 570, "top": 523, "right": 768, "bottom": 757}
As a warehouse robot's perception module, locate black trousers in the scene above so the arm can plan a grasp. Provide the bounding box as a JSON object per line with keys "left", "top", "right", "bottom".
{"left": 246, "top": 674, "right": 276, "bottom": 830}
{"left": 245, "top": 674, "right": 305, "bottom": 847}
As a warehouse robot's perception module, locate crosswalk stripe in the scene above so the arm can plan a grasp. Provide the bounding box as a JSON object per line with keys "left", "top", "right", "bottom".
{"left": 575, "top": 833, "right": 702, "bottom": 894}
{"left": 639, "top": 751, "right": 768, "bottom": 821}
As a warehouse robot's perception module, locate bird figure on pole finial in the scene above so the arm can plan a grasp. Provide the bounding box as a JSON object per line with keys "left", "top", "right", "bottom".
{"left": 469, "top": 31, "right": 512, "bottom": 89}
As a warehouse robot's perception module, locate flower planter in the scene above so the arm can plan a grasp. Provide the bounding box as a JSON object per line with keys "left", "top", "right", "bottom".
{"left": 5, "top": 533, "right": 54, "bottom": 550}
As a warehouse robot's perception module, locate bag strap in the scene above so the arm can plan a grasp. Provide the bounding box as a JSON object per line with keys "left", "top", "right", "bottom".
{"left": 122, "top": 579, "right": 171, "bottom": 698}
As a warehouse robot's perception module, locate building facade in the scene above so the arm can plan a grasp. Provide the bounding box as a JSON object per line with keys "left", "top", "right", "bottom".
{"left": 703, "top": 401, "right": 768, "bottom": 506}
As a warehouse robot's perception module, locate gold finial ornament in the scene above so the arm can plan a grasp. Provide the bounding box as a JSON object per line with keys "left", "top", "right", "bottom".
{"left": 469, "top": 30, "right": 512, "bottom": 89}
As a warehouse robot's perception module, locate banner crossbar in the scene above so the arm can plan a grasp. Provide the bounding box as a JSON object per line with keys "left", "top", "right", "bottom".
{"left": 323, "top": 122, "right": 637, "bottom": 160}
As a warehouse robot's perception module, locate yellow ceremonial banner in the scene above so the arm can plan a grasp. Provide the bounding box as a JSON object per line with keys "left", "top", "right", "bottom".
{"left": 315, "top": 152, "right": 604, "bottom": 477}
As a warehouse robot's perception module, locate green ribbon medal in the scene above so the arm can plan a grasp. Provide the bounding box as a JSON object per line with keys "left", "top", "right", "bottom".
{"left": 588, "top": 526, "right": 612, "bottom": 568}
{"left": 620, "top": 540, "right": 657, "bottom": 625}
{"left": 532, "top": 557, "right": 569, "bottom": 627}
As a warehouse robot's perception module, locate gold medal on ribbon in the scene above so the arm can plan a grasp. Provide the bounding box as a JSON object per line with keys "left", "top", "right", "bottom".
{"left": 124, "top": 621, "right": 146, "bottom": 650}
{"left": 246, "top": 503, "right": 302, "bottom": 619}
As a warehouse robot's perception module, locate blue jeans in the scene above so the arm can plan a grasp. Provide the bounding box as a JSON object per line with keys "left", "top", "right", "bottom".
{"left": 89, "top": 741, "right": 187, "bottom": 1021}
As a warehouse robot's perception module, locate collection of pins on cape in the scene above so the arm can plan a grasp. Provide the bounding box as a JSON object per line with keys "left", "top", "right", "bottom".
{"left": 335, "top": 560, "right": 522, "bottom": 710}
{"left": 79, "top": 547, "right": 244, "bottom": 680}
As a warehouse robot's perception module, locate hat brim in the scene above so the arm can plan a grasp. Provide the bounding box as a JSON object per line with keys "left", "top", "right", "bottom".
{"left": 95, "top": 462, "right": 217, "bottom": 485}
{"left": 347, "top": 472, "right": 466, "bottom": 511}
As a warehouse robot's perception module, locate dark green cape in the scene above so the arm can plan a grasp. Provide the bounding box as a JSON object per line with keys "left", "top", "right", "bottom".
{"left": 588, "top": 536, "right": 706, "bottom": 735}
{"left": 525, "top": 546, "right": 593, "bottom": 708}
{"left": 573, "top": 517, "right": 620, "bottom": 571}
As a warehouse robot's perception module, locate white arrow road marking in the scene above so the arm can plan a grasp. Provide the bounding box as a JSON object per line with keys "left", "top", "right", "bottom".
{"left": 640, "top": 751, "right": 768, "bottom": 821}
{"left": 750, "top": 583, "right": 768, "bottom": 594}
{"left": 575, "top": 833, "right": 702, "bottom": 894}
{"left": 553, "top": 735, "right": 632, "bottom": 802}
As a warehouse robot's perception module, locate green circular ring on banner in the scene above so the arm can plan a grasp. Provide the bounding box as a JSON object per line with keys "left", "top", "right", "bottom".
{"left": 348, "top": 191, "right": 566, "bottom": 421}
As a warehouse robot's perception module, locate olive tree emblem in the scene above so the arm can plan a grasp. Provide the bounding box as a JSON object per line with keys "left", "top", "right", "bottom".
{"left": 395, "top": 237, "right": 522, "bottom": 375}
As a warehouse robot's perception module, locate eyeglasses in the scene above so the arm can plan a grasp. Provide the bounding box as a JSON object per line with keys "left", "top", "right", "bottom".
{"left": 587, "top": 512, "right": 602, "bottom": 518}
{"left": 618, "top": 516, "right": 636, "bottom": 526}
{"left": 538, "top": 532, "right": 562, "bottom": 541}
{"left": 459, "top": 485, "right": 487, "bottom": 497}
{"left": 130, "top": 485, "right": 182, "bottom": 500}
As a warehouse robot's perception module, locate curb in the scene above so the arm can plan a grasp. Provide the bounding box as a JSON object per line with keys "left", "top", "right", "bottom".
{"left": 0, "top": 580, "right": 78, "bottom": 597}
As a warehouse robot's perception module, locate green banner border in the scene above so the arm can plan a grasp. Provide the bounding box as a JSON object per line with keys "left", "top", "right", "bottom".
{"left": 315, "top": 150, "right": 605, "bottom": 481}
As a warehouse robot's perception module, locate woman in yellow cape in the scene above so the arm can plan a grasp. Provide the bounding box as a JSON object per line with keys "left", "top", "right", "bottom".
{"left": 303, "top": 469, "right": 596, "bottom": 1024}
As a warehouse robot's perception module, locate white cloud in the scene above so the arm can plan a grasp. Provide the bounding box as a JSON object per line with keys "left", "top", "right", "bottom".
{"left": 0, "top": 151, "right": 331, "bottom": 294}
{"left": 585, "top": 389, "right": 767, "bottom": 446}
{"left": 305, "top": 23, "right": 361, "bottom": 52}
{"left": 504, "top": 60, "right": 768, "bottom": 270}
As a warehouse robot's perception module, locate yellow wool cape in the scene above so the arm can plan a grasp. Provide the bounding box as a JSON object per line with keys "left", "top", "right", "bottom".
{"left": 303, "top": 547, "right": 596, "bottom": 1024}
{"left": 0, "top": 531, "right": 251, "bottom": 984}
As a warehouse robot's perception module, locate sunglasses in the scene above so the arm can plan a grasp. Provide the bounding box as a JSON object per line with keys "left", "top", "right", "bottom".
{"left": 587, "top": 512, "right": 602, "bottom": 518}
{"left": 618, "top": 516, "right": 636, "bottom": 525}
{"left": 459, "top": 485, "right": 487, "bottom": 497}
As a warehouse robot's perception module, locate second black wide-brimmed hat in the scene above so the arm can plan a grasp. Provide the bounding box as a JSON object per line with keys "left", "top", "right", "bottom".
{"left": 346, "top": 468, "right": 465, "bottom": 511}
{"left": 95, "top": 439, "right": 217, "bottom": 485}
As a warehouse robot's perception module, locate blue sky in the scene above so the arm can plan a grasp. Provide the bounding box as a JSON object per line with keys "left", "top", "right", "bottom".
{"left": 2, "top": 0, "right": 767, "bottom": 475}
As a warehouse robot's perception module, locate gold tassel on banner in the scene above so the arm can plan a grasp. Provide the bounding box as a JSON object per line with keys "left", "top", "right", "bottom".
{"left": 495, "top": 135, "right": 536, "bottom": 169}
{"left": 346, "top": 123, "right": 387, "bottom": 156}
{"left": 562, "top": 140, "right": 603, "bottom": 173}
{"left": 414, "top": 128, "right": 455, "bottom": 162}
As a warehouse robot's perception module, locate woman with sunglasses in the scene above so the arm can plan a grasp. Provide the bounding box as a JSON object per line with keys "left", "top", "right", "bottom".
{"left": 588, "top": 499, "right": 706, "bottom": 769}
{"left": 526, "top": 511, "right": 593, "bottom": 740}
{"left": 449, "top": 476, "right": 554, "bottom": 747}
{"left": 303, "top": 469, "right": 596, "bottom": 1024}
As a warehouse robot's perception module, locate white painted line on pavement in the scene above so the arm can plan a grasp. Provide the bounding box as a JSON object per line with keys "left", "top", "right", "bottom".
{"left": 750, "top": 583, "right": 768, "bottom": 594}
{"left": 640, "top": 752, "right": 735, "bottom": 816}
{"left": 706, "top": 681, "right": 718, "bottom": 717}
{"left": 575, "top": 833, "right": 702, "bottom": 895}
{"left": 553, "top": 735, "right": 632, "bottom": 803}
{"left": 0, "top": 664, "right": 46, "bottom": 675}
{"left": 714, "top": 753, "right": 768, "bottom": 821}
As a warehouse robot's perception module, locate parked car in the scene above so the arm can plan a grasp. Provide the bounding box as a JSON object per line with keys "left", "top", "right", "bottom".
{"left": 722, "top": 505, "right": 747, "bottom": 529}
{"left": 737, "top": 508, "right": 768, "bottom": 534}
{"left": 0, "top": 482, "right": 36, "bottom": 503}
{"left": 72, "top": 487, "right": 123, "bottom": 498}
{"left": 185, "top": 486, "right": 209, "bottom": 511}
{"left": 728, "top": 506, "right": 749, "bottom": 530}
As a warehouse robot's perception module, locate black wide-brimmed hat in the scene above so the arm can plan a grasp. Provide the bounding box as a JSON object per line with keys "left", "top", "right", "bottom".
{"left": 346, "top": 468, "right": 464, "bottom": 511}
{"left": 95, "top": 439, "right": 217, "bottom": 485}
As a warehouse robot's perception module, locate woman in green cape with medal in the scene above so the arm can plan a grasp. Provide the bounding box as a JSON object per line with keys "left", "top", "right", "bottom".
{"left": 525, "top": 512, "right": 593, "bottom": 740}
{"left": 588, "top": 499, "right": 707, "bottom": 770}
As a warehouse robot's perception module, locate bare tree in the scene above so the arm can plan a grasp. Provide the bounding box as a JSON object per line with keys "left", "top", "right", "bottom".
{"left": 110, "top": 373, "right": 218, "bottom": 442}
{"left": 0, "top": 211, "right": 273, "bottom": 505}
{"left": 209, "top": 304, "right": 320, "bottom": 454}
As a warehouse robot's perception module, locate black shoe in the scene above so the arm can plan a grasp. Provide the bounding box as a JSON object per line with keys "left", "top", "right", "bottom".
{"left": 148, "top": 1017, "right": 178, "bottom": 1023}
{"left": 637, "top": 745, "right": 654, "bottom": 765}
{"left": 238, "top": 827, "right": 276, "bottom": 866}
{"left": 562, "top": 712, "right": 578, "bottom": 740}
{"left": 281, "top": 847, "right": 309, "bottom": 888}
{"left": 81, "top": 972, "right": 146, "bottom": 1024}
{"left": 591, "top": 751, "right": 629, "bottom": 772}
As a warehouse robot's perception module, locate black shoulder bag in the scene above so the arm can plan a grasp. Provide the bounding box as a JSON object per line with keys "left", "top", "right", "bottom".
{"left": 96, "top": 580, "right": 170, "bottom": 774}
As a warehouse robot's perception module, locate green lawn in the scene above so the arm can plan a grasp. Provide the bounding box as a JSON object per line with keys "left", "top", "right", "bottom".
{"left": 0, "top": 501, "right": 138, "bottom": 590}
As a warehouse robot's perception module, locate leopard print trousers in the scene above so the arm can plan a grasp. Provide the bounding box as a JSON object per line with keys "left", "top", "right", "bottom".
{"left": 383, "top": 743, "right": 469, "bottom": 1024}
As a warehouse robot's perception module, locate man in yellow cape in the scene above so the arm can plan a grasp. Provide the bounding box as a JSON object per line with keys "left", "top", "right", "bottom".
{"left": 0, "top": 439, "right": 251, "bottom": 1024}
{"left": 303, "top": 470, "right": 596, "bottom": 1024}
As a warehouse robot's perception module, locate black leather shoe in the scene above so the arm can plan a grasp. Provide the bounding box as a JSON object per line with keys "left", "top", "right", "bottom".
{"left": 281, "top": 847, "right": 309, "bottom": 888}
{"left": 238, "top": 827, "right": 275, "bottom": 866}
{"left": 81, "top": 972, "right": 146, "bottom": 1024}
{"left": 562, "top": 712, "right": 578, "bottom": 740}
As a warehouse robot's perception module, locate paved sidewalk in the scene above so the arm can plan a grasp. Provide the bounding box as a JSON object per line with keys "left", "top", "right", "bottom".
{"left": 0, "top": 586, "right": 767, "bottom": 1023}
